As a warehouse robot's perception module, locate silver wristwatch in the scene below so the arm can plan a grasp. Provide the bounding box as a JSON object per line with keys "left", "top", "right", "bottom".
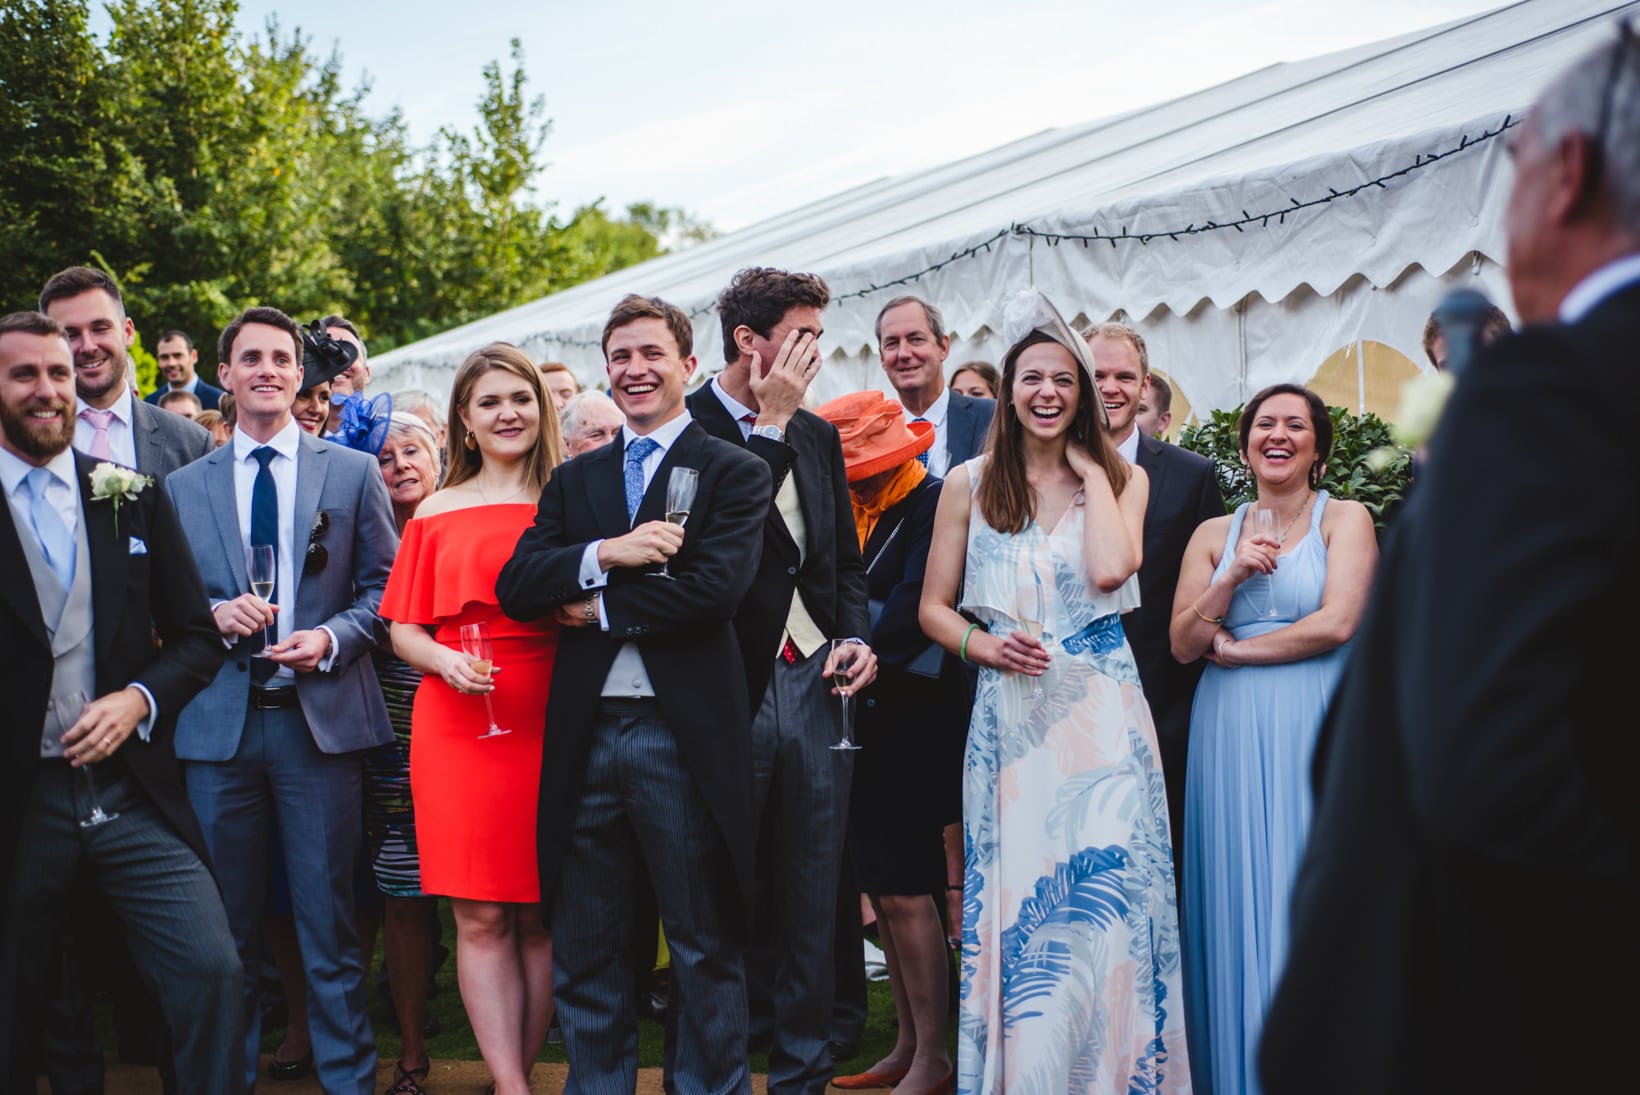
{"left": 749, "top": 424, "right": 785, "bottom": 443}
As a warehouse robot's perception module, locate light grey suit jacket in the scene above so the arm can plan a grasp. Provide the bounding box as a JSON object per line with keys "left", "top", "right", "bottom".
{"left": 132, "top": 398, "right": 213, "bottom": 483}
{"left": 165, "top": 429, "right": 398, "bottom": 758}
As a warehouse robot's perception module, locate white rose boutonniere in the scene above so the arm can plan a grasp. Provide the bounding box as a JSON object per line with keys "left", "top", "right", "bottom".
{"left": 88, "top": 462, "right": 153, "bottom": 534}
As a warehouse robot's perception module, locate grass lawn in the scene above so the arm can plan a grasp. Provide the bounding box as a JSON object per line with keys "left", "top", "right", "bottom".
{"left": 259, "top": 900, "right": 955, "bottom": 1073}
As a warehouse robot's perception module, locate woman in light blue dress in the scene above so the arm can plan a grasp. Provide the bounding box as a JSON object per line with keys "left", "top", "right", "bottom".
{"left": 1169, "top": 384, "right": 1378, "bottom": 1095}
{"left": 922, "top": 292, "right": 1191, "bottom": 1094}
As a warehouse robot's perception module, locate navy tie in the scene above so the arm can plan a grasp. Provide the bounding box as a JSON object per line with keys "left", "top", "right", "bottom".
{"left": 250, "top": 447, "right": 279, "bottom": 682}
{"left": 912, "top": 418, "right": 931, "bottom": 467}
{"left": 624, "top": 438, "right": 659, "bottom": 523}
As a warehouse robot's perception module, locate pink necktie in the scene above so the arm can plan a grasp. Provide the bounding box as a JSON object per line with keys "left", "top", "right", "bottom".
{"left": 80, "top": 408, "right": 114, "bottom": 460}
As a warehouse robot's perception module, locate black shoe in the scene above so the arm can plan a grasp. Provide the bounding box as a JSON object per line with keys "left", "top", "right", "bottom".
{"left": 637, "top": 989, "right": 667, "bottom": 1023}
{"left": 828, "top": 1039, "right": 859, "bottom": 1063}
{"left": 266, "top": 1052, "right": 313, "bottom": 1081}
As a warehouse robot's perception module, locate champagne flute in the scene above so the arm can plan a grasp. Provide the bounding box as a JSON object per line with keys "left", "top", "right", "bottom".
{"left": 1254, "top": 507, "right": 1280, "bottom": 619}
{"left": 248, "top": 544, "right": 277, "bottom": 657}
{"left": 57, "top": 690, "right": 119, "bottom": 828}
{"left": 829, "top": 637, "right": 862, "bottom": 752}
{"left": 459, "top": 622, "right": 509, "bottom": 739}
{"left": 651, "top": 467, "right": 700, "bottom": 580}
{"left": 1017, "top": 571, "right": 1048, "bottom": 700}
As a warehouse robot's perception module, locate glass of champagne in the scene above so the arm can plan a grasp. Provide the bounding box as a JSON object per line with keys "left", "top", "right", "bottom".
{"left": 652, "top": 466, "right": 699, "bottom": 580}
{"left": 248, "top": 544, "right": 277, "bottom": 657}
{"left": 1017, "top": 572, "right": 1048, "bottom": 700}
{"left": 459, "top": 622, "right": 509, "bottom": 739}
{"left": 1254, "top": 507, "right": 1280, "bottom": 618}
{"left": 830, "top": 637, "right": 862, "bottom": 752}
{"left": 57, "top": 690, "right": 119, "bottom": 828}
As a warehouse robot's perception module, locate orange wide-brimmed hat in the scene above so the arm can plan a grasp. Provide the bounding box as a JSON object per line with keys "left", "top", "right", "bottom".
{"left": 816, "top": 390, "right": 936, "bottom": 483}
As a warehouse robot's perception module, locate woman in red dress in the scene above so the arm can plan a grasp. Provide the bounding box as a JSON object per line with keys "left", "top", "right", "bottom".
{"left": 380, "top": 343, "right": 564, "bottom": 1095}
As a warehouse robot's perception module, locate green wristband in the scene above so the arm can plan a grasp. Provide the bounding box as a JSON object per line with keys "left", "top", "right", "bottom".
{"left": 960, "top": 622, "right": 980, "bottom": 663}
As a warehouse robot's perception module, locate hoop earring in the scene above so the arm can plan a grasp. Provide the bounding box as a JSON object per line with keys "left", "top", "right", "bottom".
{"left": 464, "top": 433, "right": 477, "bottom": 451}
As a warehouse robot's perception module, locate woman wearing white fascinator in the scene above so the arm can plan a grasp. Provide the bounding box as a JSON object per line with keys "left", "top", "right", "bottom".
{"left": 919, "top": 290, "right": 1191, "bottom": 1093}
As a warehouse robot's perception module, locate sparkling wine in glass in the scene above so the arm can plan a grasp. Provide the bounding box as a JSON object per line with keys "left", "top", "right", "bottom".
{"left": 56, "top": 691, "right": 119, "bottom": 828}
{"left": 1254, "top": 507, "right": 1280, "bottom": 619}
{"left": 830, "top": 637, "right": 862, "bottom": 752}
{"left": 1017, "top": 572, "right": 1048, "bottom": 700}
{"left": 248, "top": 544, "right": 277, "bottom": 657}
{"left": 459, "top": 622, "right": 509, "bottom": 739}
{"left": 652, "top": 467, "right": 699, "bottom": 580}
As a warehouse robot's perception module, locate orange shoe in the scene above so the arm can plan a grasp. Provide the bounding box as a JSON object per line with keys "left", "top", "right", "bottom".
{"left": 833, "top": 1066, "right": 911, "bottom": 1090}
{"left": 918, "top": 1072, "right": 955, "bottom": 1095}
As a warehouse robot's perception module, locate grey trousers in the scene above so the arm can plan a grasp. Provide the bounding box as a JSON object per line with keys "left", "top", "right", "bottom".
{"left": 2, "top": 762, "right": 243, "bottom": 1095}
{"left": 553, "top": 699, "right": 751, "bottom": 1095}
{"left": 749, "top": 650, "right": 854, "bottom": 1095}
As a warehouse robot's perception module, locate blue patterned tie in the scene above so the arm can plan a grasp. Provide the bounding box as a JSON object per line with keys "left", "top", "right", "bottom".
{"left": 250, "top": 447, "right": 279, "bottom": 682}
{"left": 912, "top": 418, "right": 931, "bottom": 467}
{"left": 624, "top": 437, "right": 659, "bottom": 523}
{"left": 23, "top": 468, "right": 75, "bottom": 588}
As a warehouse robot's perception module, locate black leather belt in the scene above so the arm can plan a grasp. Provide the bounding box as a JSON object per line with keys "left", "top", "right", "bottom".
{"left": 250, "top": 687, "right": 299, "bottom": 710}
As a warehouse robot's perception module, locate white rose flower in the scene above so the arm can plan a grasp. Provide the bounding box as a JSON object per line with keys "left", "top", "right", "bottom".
{"left": 88, "top": 461, "right": 153, "bottom": 532}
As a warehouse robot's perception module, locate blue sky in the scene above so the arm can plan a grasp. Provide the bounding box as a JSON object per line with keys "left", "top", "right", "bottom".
{"left": 152, "top": 0, "right": 1505, "bottom": 232}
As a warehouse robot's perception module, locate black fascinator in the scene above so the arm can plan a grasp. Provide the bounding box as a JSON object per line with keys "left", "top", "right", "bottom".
{"left": 300, "top": 319, "right": 358, "bottom": 392}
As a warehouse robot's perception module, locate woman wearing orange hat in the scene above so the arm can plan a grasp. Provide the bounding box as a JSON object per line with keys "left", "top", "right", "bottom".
{"left": 817, "top": 391, "right": 965, "bottom": 1095}
{"left": 919, "top": 292, "right": 1190, "bottom": 1093}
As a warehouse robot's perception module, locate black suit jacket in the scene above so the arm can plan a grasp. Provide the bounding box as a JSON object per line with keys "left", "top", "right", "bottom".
{"left": 0, "top": 450, "right": 225, "bottom": 919}
{"left": 145, "top": 379, "right": 224, "bottom": 412}
{"left": 943, "top": 392, "right": 995, "bottom": 469}
{"left": 1129, "top": 434, "right": 1223, "bottom": 805}
{"left": 687, "top": 385, "right": 871, "bottom": 706}
{"left": 496, "top": 422, "right": 772, "bottom": 917}
{"left": 1259, "top": 282, "right": 1640, "bottom": 1094}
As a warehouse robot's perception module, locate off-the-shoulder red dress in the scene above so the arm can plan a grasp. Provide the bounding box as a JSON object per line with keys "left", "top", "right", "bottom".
{"left": 380, "top": 503, "right": 557, "bottom": 903}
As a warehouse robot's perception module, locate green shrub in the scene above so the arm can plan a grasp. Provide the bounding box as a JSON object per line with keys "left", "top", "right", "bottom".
{"left": 1177, "top": 404, "right": 1412, "bottom": 532}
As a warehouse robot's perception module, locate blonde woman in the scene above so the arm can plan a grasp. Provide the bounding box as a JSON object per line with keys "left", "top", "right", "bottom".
{"left": 380, "top": 343, "right": 564, "bottom": 1095}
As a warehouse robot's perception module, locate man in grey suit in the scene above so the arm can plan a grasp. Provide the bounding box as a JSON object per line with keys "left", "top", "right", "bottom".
{"left": 876, "top": 295, "right": 994, "bottom": 476}
{"left": 166, "top": 305, "right": 398, "bottom": 1095}
{"left": 40, "top": 267, "right": 213, "bottom": 484}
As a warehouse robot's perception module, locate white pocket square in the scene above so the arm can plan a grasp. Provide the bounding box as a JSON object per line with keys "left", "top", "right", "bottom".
{"left": 128, "top": 536, "right": 148, "bottom": 555}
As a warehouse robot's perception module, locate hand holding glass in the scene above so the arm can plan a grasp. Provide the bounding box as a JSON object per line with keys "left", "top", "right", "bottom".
{"left": 459, "top": 622, "right": 509, "bottom": 739}
{"left": 653, "top": 467, "right": 699, "bottom": 579}
{"left": 57, "top": 690, "right": 119, "bottom": 828}
{"left": 248, "top": 544, "right": 277, "bottom": 657}
{"left": 1017, "top": 574, "right": 1048, "bottom": 700}
{"left": 830, "top": 638, "right": 862, "bottom": 751}
{"left": 1254, "top": 508, "right": 1280, "bottom": 618}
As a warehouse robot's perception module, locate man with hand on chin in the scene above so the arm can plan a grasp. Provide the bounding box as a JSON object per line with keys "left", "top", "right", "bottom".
{"left": 497, "top": 294, "right": 771, "bottom": 1095}
{"left": 687, "top": 267, "right": 876, "bottom": 1095}
{"left": 165, "top": 306, "right": 397, "bottom": 1095}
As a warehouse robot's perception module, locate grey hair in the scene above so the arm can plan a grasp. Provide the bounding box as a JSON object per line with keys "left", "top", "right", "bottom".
{"left": 391, "top": 388, "right": 446, "bottom": 431}
{"left": 874, "top": 295, "right": 947, "bottom": 344}
{"left": 1534, "top": 24, "right": 1640, "bottom": 234}
{"left": 385, "top": 410, "right": 439, "bottom": 454}
{"left": 560, "top": 388, "right": 620, "bottom": 438}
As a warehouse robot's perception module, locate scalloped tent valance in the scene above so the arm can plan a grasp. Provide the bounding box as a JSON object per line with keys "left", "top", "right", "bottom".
{"left": 373, "top": 0, "right": 1633, "bottom": 412}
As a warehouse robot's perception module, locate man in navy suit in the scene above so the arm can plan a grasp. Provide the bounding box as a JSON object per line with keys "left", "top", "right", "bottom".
{"left": 498, "top": 294, "right": 772, "bottom": 1095}
{"left": 1261, "top": 28, "right": 1640, "bottom": 1093}
{"left": 1083, "top": 322, "right": 1223, "bottom": 869}
{"left": 875, "top": 296, "right": 994, "bottom": 476}
{"left": 165, "top": 306, "right": 397, "bottom": 1095}
{"left": 145, "top": 330, "right": 224, "bottom": 411}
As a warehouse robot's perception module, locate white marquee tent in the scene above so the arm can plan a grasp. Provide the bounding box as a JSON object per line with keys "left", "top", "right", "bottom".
{"left": 371, "top": 0, "right": 1634, "bottom": 428}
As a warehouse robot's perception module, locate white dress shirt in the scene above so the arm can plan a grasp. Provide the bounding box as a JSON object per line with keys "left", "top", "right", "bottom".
{"left": 1559, "top": 252, "right": 1640, "bottom": 323}
{"left": 0, "top": 445, "right": 156, "bottom": 740}
{"left": 1115, "top": 423, "right": 1141, "bottom": 465}
{"left": 899, "top": 387, "right": 951, "bottom": 478}
{"left": 577, "top": 411, "right": 696, "bottom": 597}
{"left": 74, "top": 386, "right": 138, "bottom": 469}
{"left": 230, "top": 420, "right": 338, "bottom": 684}
{"left": 709, "top": 377, "right": 759, "bottom": 441}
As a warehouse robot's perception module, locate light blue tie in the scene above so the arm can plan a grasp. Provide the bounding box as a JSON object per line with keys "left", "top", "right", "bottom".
{"left": 24, "top": 467, "right": 75, "bottom": 589}
{"left": 624, "top": 437, "right": 659, "bottom": 523}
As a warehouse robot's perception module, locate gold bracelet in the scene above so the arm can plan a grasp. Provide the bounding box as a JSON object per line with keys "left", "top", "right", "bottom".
{"left": 1193, "top": 598, "right": 1225, "bottom": 626}
{"left": 1216, "top": 636, "right": 1236, "bottom": 667}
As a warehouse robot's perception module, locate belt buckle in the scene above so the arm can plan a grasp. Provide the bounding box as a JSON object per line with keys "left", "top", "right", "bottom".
{"left": 252, "top": 687, "right": 295, "bottom": 710}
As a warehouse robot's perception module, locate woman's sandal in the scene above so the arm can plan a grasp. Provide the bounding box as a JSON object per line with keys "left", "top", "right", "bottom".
{"left": 385, "top": 1060, "right": 430, "bottom": 1095}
